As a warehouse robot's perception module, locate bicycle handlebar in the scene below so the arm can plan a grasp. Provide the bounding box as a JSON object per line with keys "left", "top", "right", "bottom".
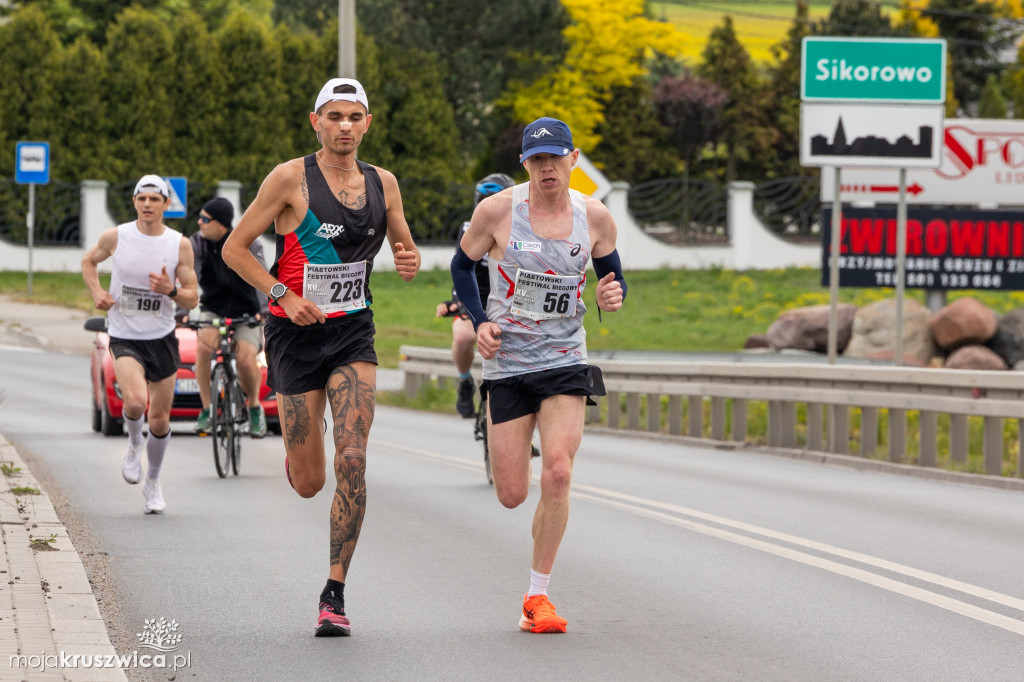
{"left": 178, "top": 313, "right": 263, "bottom": 331}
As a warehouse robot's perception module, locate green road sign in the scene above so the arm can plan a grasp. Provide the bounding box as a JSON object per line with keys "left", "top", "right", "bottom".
{"left": 801, "top": 37, "right": 946, "bottom": 103}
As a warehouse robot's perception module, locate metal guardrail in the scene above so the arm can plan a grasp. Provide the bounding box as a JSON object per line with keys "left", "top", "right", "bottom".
{"left": 398, "top": 345, "right": 1024, "bottom": 479}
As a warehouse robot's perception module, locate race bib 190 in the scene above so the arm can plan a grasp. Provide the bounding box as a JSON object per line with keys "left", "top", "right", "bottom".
{"left": 303, "top": 261, "right": 368, "bottom": 314}
{"left": 119, "top": 284, "right": 163, "bottom": 317}
{"left": 511, "top": 269, "right": 581, "bottom": 321}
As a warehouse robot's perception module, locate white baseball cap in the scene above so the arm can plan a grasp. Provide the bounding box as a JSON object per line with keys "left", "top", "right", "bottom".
{"left": 314, "top": 78, "right": 369, "bottom": 113}
{"left": 133, "top": 174, "right": 169, "bottom": 198}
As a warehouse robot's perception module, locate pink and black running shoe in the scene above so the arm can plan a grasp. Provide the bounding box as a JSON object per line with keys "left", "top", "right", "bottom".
{"left": 315, "top": 595, "right": 351, "bottom": 637}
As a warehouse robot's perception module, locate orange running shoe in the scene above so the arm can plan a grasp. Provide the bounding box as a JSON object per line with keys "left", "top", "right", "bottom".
{"left": 519, "top": 594, "right": 567, "bottom": 633}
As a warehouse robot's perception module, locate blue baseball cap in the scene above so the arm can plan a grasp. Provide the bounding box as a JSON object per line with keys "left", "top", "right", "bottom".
{"left": 521, "top": 117, "right": 574, "bottom": 162}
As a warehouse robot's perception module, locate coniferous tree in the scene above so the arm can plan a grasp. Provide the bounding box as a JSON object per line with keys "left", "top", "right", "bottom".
{"left": 53, "top": 37, "right": 108, "bottom": 181}
{"left": 590, "top": 80, "right": 680, "bottom": 183}
{"left": 696, "top": 17, "right": 776, "bottom": 183}
{"left": 276, "top": 22, "right": 334, "bottom": 163}
{"left": 811, "top": 0, "right": 901, "bottom": 36}
{"left": 213, "top": 9, "right": 291, "bottom": 185}
{"left": 762, "top": 1, "right": 810, "bottom": 179}
{"left": 0, "top": 6, "right": 63, "bottom": 176}
{"left": 100, "top": 7, "right": 178, "bottom": 183}
{"left": 920, "top": 0, "right": 1018, "bottom": 114}
{"left": 978, "top": 74, "right": 1008, "bottom": 118}
{"left": 171, "top": 11, "right": 229, "bottom": 185}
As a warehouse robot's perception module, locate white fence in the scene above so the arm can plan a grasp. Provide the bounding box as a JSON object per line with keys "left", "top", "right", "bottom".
{"left": 0, "top": 180, "right": 819, "bottom": 274}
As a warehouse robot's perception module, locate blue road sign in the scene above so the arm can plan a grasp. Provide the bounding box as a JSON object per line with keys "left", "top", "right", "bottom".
{"left": 15, "top": 142, "right": 50, "bottom": 184}
{"left": 164, "top": 177, "right": 187, "bottom": 218}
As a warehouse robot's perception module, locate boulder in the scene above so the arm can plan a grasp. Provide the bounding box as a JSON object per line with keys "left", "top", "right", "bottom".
{"left": 843, "top": 298, "right": 937, "bottom": 366}
{"left": 986, "top": 307, "right": 1024, "bottom": 367}
{"left": 744, "top": 334, "right": 771, "bottom": 350}
{"left": 928, "top": 296, "right": 997, "bottom": 351}
{"left": 765, "top": 303, "right": 856, "bottom": 353}
{"left": 944, "top": 345, "right": 1008, "bottom": 371}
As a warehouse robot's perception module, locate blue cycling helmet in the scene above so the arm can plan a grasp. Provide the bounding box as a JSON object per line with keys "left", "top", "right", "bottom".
{"left": 474, "top": 173, "right": 515, "bottom": 206}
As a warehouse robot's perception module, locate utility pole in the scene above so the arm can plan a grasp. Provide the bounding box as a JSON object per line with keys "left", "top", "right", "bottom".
{"left": 338, "top": 0, "right": 356, "bottom": 78}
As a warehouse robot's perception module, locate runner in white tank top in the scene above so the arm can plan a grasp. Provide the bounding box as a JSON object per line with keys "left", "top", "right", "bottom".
{"left": 451, "top": 117, "right": 628, "bottom": 634}
{"left": 107, "top": 221, "right": 181, "bottom": 340}
{"left": 81, "top": 175, "right": 199, "bottom": 515}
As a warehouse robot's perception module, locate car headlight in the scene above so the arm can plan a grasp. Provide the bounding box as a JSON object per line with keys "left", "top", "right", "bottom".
{"left": 113, "top": 382, "right": 123, "bottom": 400}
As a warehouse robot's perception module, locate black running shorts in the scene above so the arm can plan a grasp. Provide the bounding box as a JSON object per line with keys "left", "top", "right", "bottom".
{"left": 108, "top": 331, "right": 180, "bottom": 383}
{"left": 482, "top": 364, "right": 606, "bottom": 425}
{"left": 264, "top": 309, "right": 377, "bottom": 395}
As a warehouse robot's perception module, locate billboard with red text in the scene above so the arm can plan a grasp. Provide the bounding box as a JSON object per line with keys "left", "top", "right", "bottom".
{"left": 821, "top": 206, "right": 1024, "bottom": 289}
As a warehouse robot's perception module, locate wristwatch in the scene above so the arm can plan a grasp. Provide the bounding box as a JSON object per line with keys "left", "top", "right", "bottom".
{"left": 269, "top": 282, "right": 288, "bottom": 305}
{"left": 168, "top": 285, "right": 178, "bottom": 298}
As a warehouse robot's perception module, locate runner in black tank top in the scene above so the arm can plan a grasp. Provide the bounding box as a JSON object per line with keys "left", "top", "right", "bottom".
{"left": 222, "top": 78, "right": 421, "bottom": 638}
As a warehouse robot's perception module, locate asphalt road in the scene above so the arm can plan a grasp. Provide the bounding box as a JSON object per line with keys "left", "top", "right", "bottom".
{"left": 3, "top": 345, "right": 1024, "bottom": 681}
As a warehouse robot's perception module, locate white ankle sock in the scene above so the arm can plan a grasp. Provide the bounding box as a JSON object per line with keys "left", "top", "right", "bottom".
{"left": 146, "top": 430, "right": 170, "bottom": 480}
{"left": 124, "top": 414, "right": 145, "bottom": 448}
{"left": 527, "top": 569, "right": 550, "bottom": 597}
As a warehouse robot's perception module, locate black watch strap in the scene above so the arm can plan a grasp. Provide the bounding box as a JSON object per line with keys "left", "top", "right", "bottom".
{"left": 168, "top": 285, "right": 178, "bottom": 298}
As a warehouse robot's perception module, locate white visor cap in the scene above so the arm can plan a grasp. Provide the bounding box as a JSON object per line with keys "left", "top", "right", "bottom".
{"left": 315, "top": 78, "right": 369, "bottom": 113}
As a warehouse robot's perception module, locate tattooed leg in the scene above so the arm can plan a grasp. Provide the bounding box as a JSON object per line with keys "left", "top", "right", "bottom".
{"left": 278, "top": 390, "right": 327, "bottom": 498}
{"left": 326, "top": 363, "right": 376, "bottom": 581}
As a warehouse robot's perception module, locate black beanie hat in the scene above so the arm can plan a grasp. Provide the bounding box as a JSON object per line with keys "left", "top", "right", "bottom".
{"left": 202, "top": 197, "right": 234, "bottom": 228}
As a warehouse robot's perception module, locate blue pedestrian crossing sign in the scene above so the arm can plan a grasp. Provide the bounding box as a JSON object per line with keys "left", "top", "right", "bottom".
{"left": 164, "top": 177, "right": 187, "bottom": 218}
{"left": 15, "top": 142, "right": 50, "bottom": 184}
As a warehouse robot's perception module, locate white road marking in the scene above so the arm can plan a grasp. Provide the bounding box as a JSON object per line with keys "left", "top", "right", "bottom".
{"left": 374, "top": 438, "right": 1024, "bottom": 636}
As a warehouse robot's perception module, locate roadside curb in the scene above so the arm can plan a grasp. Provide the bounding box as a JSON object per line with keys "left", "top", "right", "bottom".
{"left": 0, "top": 433, "right": 126, "bottom": 682}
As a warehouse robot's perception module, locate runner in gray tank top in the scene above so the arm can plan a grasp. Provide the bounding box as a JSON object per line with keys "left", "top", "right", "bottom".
{"left": 451, "top": 117, "right": 628, "bottom": 634}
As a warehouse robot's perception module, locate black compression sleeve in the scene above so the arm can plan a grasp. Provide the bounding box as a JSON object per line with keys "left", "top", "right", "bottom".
{"left": 450, "top": 244, "right": 488, "bottom": 330}
{"left": 592, "top": 249, "right": 627, "bottom": 301}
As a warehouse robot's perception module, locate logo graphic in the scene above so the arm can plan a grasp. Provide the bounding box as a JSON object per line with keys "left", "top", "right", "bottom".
{"left": 530, "top": 128, "right": 553, "bottom": 139}
{"left": 316, "top": 223, "right": 345, "bottom": 239}
{"left": 136, "top": 618, "right": 183, "bottom": 653}
{"left": 511, "top": 241, "right": 542, "bottom": 251}
{"left": 570, "top": 244, "right": 581, "bottom": 257}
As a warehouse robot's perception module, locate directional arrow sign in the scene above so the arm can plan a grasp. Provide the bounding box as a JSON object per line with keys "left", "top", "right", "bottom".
{"left": 821, "top": 118, "right": 1024, "bottom": 205}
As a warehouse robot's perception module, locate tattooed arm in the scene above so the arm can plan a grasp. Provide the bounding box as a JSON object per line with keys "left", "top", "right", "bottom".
{"left": 224, "top": 157, "right": 326, "bottom": 325}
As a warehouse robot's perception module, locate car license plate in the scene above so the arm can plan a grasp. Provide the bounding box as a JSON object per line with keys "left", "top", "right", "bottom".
{"left": 175, "top": 378, "right": 199, "bottom": 395}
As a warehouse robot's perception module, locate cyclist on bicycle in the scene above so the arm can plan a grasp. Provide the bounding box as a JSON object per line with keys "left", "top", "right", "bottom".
{"left": 436, "top": 173, "right": 515, "bottom": 418}
{"left": 190, "top": 197, "right": 269, "bottom": 438}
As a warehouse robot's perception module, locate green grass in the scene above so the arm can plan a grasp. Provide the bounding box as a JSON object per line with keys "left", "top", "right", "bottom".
{"left": 5, "top": 267, "right": 1024, "bottom": 470}
{"left": 7, "top": 266, "right": 1024, "bottom": 368}
{"left": 650, "top": 1, "right": 895, "bottom": 63}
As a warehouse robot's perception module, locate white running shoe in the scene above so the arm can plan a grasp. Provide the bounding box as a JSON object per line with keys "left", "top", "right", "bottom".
{"left": 122, "top": 438, "right": 146, "bottom": 485}
{"left": 142, "top": 477, "right": 165, "bottom": 514}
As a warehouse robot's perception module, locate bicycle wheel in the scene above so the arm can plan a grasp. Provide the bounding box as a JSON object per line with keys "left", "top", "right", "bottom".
{"left": 210, "top": 365, "right": 232, "bottom": 479}
{"left": 475, "top": 395, "right": 492, "bottom": 485}
{"left": 230, "top": 377, "right": 245, "bottom": 475}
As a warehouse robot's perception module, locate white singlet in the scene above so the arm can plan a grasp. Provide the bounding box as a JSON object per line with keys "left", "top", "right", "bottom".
{"left": 107, "top": 222, "right": 181, "bottom": 340}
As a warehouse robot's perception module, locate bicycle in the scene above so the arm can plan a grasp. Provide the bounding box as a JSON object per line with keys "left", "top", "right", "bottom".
{"left": 473, "top": 387, "right": 540, "bottom": 486}
{"left": 181, "top": 314, "right": 262, "bottom": 478}
{"left": 473, "top": 390, "right": 492, "bottom": 485}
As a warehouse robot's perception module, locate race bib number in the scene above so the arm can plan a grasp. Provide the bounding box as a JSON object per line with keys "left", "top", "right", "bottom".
{"left": 303, "top": 262, "right": 368, "bottom": 314}
{"left": 511, "top": 269, "right": 581, "bottom": 321}
{"left": 119, "top": 284, "right": 163, "bottom": 317}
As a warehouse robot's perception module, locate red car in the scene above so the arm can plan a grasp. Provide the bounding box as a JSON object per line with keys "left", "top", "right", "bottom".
{"left": 84, "top": 317, "right": 280, "bottom": 436}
